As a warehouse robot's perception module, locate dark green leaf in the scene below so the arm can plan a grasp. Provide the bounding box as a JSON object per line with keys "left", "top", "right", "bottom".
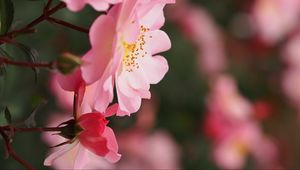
{"left": 0, "top": 0, "right": 14, "bottom": 35}
{"left": 4, "top": 106, "right": 11, "bottom": 124}
{"left": 13, "top": 42, "right": 39, "bottom": 82}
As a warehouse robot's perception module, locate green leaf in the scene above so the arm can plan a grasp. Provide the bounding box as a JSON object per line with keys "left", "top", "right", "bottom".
{"left": 4, "top": 106, "right": 11, "bottom": 124}
{"left": 13, "top": 42, "right": 39, "bottom": 82}
{"left": 0, "top": 0, "right": 14, "bottom": 35}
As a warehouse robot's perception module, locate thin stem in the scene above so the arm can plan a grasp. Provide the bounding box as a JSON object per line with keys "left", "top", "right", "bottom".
{"left": 1, "top": 2, "right": 66, "bottom": 40}
{"left": 0, "top": 126, "right": 61, "bottom": 132}
{"left": 47, "top": 17, "right": 89, "bottom": 33}
{"left": 0, "top": 130, "right": 36, "bottom": 170}
{"left": 0, "top": 57, "right": 53, "bottom": 69}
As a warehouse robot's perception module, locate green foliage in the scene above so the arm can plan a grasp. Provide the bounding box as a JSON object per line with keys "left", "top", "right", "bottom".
{"left": 0, "top": 0, "right": 14, "bottom": 35}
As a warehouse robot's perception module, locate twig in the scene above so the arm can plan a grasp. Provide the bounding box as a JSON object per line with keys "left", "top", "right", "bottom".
{"left": 0, "top": 56, "right": 54, "bottom": 69}
{"left": 47, "top": 17, "right": 89, "bottom": 33}
{"left": 0, "top": 130, "right": 36, "bottom": 170}
{"left": 44, "top": 0, "right": 53, "bottom": 12}
{"left": 0, "top": 2, "right": 66, "bottom": 41}
{"left": 0, "top": 126, "right": 61, "bottom": 132}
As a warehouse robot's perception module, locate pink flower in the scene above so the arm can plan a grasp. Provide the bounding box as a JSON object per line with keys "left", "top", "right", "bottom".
{"left": 44, "top": 108, "right": 121, "bottom": 168}
{"left": 81, "top": 0, "right": 175, "bottom": 116}
{"left": 62, "top": 0, "right": 122, "bottom": 12}
{"left": 42, "top": 114, "right": 115, "bottom": 169}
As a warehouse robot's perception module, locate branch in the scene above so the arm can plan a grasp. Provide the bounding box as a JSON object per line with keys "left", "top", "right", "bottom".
{"left": 0, "top": 56, "right": 54, "bottom": 69}
{"left": 0, "top": 126, "right": 61, "bottom": 132}
{"left": 0, "top": 130, "right": 36, "bottom": 170}
{"left": 47, "top": 17, "right": 89, "bottom": 33}
{"left": 0, "top": 2, "right": 66, "bottom": 41}
{"left": 44, "top": 0, "right": 53, "bottom": 12}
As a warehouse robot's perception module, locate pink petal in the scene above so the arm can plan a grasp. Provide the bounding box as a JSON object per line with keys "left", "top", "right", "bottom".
{"left": 104, "top": 103, "right": 119, "bottom": 117}
{"left": 103, "top": 127, "right": 121, "bottom": 163}
{"left": 94, "top": 74, "right": 114, "bottom": 113}
{"left": 81, "top": 14, "right": 116, "bottom": 84}
{"left": 63, "top": 0, "right": 85, "bottom": 12}
{"left": 87, "top": 0, "right": 110, "bottom": 11}
{"left": 139, "top": 3, "right": 166, "bottom": 30}
{"left": 145, "top": 30, "right": 171, "bottom": 55}
{"left": 116, "top": 84, "right": 142, "bottom": 115}
{"left": 44, "top": 141, "right": 79, "bottom": 166}
{"left": 116, "top": 72, "right": 140, "bottom": 97}
{"left": 50, "top": 74, "right": 73, "bottom": 110}
{"left": 117, "top": 0, "right": 138, "bottom": 31}
{"left": 73, "top": 144, "right": 90, "bottom": 169}
{"left": 123, "top": 13, "right": 140, "bottom": 43}
{"left": 79, "top": 135, "right": 109, "bottom": 157}
{"left": 140, "top": 55, "right": 169, "bottom": 84}
{"left": 126, "top": 69, "right": 150, "bottom": 91}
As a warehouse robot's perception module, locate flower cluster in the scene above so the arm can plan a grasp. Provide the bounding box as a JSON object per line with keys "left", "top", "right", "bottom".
{"left": 44, "top": 0, "right": 175, "bottom": 169}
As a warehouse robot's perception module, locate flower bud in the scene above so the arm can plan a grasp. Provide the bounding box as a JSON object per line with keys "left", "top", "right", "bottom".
{"left": 56, "top": 53, "right": 82, "bottom": 74}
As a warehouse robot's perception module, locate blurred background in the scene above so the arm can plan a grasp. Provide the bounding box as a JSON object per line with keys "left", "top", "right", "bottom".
{"left": 1, "top": 0, "right": 300, "bottom": 169}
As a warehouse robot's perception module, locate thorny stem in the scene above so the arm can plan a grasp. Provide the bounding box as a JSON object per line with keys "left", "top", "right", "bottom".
{"left": 0, "top": 56, "right": 54, "bottom": 69}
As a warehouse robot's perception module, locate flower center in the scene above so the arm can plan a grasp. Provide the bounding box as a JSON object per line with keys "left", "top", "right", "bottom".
{"left": 122, "top": 25, "right": 151, "bottom": 72}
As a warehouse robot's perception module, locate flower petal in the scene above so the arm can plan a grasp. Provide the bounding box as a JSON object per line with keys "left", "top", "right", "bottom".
{"left": 44, "top": 141, "right": 79, "bottom": 166}
{"left": 81, "top": 14, "right": 116, "bottom": 84}
{"left": 140, "top": 55, "right": 169, "bottom": 84}
{"left": 145, "top": 30, "right": 171, "bottom": 55}
{"left": 103, "top": 127, "right": 121, "bottom": 163}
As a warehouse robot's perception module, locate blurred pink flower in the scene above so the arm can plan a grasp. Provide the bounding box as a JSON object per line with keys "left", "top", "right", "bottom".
{"left": 44, "top": 108, "right": 121, "bottom": 168}
{"left": 282, "top": 31, "right": 300, "bottom": 114}
{"left": 50, "top": 74, "right": 73, "bottom": 111}
{"left": 117, "top": 130, "right": 181, "bottom": 169}
{"left": 282, "top": 68, "right": 300, "bottom": 111}
{"left": 206, "top": 75, "right": 253, "bottom": 123}
{"left": 204, "top": 74, "right": 279, "bottom": 169}
{"left": 282, "top": 30, "right": 300, "bottom": 67}
{"left": 62, "top": 0, "right": 122, "bottom": 12}
{"left": 213, "top": 122, "right": 278, "bottom": 170}
{"left": 252, "top": 0, "right": 300, "bottom": 44}
{"left": 169, "top": 2, "right": 226, "bottom": 76}
{"left": 81, "top": 0, "right": 175, "bottom": 115}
